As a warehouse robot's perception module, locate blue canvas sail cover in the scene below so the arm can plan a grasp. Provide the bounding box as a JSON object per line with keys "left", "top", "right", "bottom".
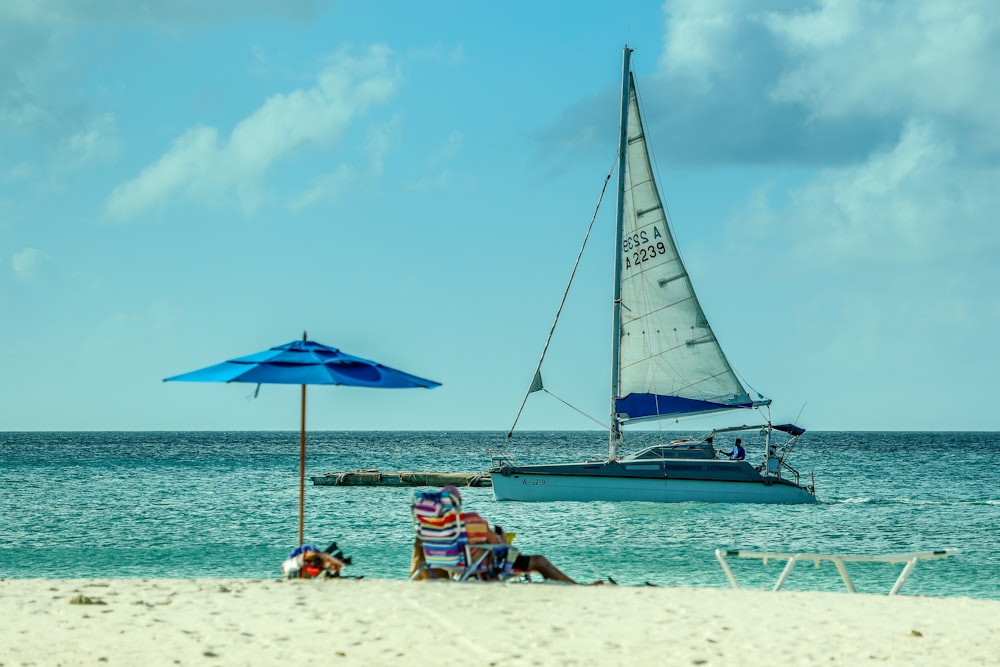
{"left": 616, "top": 393, "right": 768, "bottom": 422}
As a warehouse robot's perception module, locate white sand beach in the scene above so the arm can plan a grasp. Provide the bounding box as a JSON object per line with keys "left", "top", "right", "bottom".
{"left": 2, "top": 578, "right": 997, "bottom": 666}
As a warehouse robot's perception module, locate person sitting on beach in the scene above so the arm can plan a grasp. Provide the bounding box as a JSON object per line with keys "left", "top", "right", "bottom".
{"left": 410, "top": 485, "right": 598, "bottom": 584}
{"left": 410, "top": 530, "right": 585, "bottom": 584}
{"left": 721, "top": 438, "right": 746, "bottom": 461}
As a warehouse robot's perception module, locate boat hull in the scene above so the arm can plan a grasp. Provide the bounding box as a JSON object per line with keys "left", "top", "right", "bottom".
{"left": 490, "top": 461, "right": 816, "bottom": 504}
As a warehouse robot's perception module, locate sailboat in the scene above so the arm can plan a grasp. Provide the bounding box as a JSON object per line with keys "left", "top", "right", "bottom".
{"left": 489, "top": 47, "right": 817, "bottom": 504}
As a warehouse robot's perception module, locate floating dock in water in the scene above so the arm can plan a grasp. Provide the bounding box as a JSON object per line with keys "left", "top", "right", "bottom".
{"left": 311, "top": 469, "right": 492, "bottom": 487}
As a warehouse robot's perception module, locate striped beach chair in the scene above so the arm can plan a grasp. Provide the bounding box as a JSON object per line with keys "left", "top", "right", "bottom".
{"left": 409, "top": 488, "right": 513, "bottom": 581}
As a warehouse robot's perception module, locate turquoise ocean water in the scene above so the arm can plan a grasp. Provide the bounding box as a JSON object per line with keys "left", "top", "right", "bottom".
{"left": 1, "top": 431, "right": 996, "bottom": 599}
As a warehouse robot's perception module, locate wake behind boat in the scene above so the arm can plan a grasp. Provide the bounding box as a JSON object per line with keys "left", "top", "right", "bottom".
{"left": 490, "top": 47, "right": 817, "bottom": 504}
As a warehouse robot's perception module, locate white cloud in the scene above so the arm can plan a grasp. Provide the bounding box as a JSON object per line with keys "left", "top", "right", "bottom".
{"left": 407, "top": 44, "right": 466, "bottom": 66}
{"left": 761, "top": 0, "right": 862, "bottom": 50}
{"left": 60, "top": 112, "right": 118, "bottom": 165}
{"left": 602, "top": 0, "right": 995, "bottom": 165}
{"left": 365, "top": 117, "right": 401, "bottom": 176}
{"left": 405, "top": 171, "right": 455, "bottom": 193}
{"left": 765, "top": 0, "right": 1000, "bottom": 145}
{"left": 403, "top": 130, "right": 467, "bottom": 193}
{"left": 0, "top": 1, "right": 333, "bottom": 146}
{"left": 648, "top": 0, "right": 1000, "bottom": 274}
{"left": 429, "top": 130, "right": 463, "bottom": 166}
{"left": 654, "top": 1, "right": 1000, "bottom": 430}
{"left": 106, "top": 45, "right": 400, "bottom": 219}
{"left": 660, "top": 0, "right": 745, "bottom": 91}
{"left": 288, "top": 165, "right": 355, "bottom": 211}
{"left": 11, "top": 247, "right": 48, "bottom": 282}
{"left": 739, "top": 119, "right": 1000, "bottom": 266}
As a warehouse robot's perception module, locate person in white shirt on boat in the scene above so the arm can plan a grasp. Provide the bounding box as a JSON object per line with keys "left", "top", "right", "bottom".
{"left": 721, "top": 438, "right": 746, "bottom": 461}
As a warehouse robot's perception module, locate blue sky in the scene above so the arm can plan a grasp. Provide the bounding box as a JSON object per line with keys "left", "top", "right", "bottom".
{"left": 3, "top": 0, "right": 999, "bottom": 433}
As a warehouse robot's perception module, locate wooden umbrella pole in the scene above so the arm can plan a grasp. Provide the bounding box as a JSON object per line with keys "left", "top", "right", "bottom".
{"left": 299, "top": 383, "right": 306, "bottom": 546}
{"left": 298, "top": 330, "right": 308, "bottom": 545}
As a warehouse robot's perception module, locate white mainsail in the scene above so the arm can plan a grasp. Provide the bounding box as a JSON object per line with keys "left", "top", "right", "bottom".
{"left": 614, "top": 72, "right": 761, "bottom": 424}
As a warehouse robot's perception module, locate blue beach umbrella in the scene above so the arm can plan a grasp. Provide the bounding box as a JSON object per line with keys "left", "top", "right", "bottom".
{"left": 165, "top": 332, "right": 440, "bottom": 544}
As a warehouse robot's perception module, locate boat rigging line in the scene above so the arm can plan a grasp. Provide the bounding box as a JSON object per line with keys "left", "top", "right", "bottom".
{"left": 507, "top": 154, "right": 619, "bottom": 438}
{"left": 536, "top": 388, "right": 609, "bottom": 431}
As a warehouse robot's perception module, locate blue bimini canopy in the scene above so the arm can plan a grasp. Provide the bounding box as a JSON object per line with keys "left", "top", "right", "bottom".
{"left": 772, "top": 423, "right": 806, "bottom": 437}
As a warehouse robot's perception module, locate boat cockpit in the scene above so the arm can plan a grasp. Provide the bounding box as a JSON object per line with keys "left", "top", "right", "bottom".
{"left": 623, "top": 442, "right": 717, "bottom": 461}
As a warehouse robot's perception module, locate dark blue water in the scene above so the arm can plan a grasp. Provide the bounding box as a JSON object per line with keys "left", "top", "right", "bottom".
{"left": 1, "top": 431, "right": 996, "bottom": 599}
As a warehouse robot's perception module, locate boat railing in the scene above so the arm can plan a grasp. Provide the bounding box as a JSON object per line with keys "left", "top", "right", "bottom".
{"left": 779, "top": 460, "right": 800, "bottom": 486}
{"left": 489, "top": 451, "right": 516, "bottom": 469}
{"left": 715, "top": 548, "right": 961, "bottom": 595}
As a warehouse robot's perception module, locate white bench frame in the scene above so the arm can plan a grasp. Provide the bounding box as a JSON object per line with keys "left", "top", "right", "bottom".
{"left": 715, "top": 548, "right": 961, "bottom": 595}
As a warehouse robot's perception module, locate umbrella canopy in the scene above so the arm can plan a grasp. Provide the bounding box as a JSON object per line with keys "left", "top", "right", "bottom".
{"left": 164, "top": 333, "right": 440, "bottom": 544}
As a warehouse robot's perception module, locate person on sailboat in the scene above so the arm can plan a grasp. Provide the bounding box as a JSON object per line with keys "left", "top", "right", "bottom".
{"left": 722, "top": 438, "right": 746, "bottom": 461}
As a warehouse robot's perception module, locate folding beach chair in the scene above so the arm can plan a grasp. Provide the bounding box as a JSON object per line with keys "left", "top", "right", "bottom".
{"left": 409, "top": 488, "right": 516, "bottom": 582}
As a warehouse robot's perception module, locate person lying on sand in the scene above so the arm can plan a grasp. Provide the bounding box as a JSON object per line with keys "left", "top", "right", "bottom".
{"left": 282, "top": 543, "right": 350, "bottom": 579}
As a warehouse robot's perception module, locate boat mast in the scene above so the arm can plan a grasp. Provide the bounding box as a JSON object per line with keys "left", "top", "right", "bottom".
{"left": 609, "top": 45, "right": 632, "bottom": 461}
